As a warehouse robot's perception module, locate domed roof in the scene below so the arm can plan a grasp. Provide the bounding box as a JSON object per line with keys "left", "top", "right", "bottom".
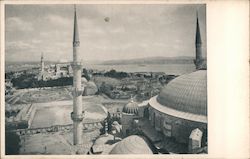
{"left": 157, "top": 70, "right": 207, "bottom": 115}
{"left": 87, "top": 81, "right": 97, "bottom": 88}
{"left": 109, "top": 135, "right": 153, "bottom": 154}
{"left": 81, "top": 77, "right": 88, "bottom": 83}
{"left": 122, "top": 100, "right": 139, "bottom": 115}
{"left": 94, "top": 134, "right": 115, "bottom": 145}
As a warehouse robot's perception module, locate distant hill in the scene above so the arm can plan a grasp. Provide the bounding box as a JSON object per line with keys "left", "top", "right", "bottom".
{"left": 100, "top": 56, "right": 194, "bottom": 65}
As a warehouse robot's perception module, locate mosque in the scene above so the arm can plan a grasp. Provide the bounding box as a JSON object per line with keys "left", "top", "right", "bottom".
{"left": 91, "top": 11, "right": 207, "bottom": 154}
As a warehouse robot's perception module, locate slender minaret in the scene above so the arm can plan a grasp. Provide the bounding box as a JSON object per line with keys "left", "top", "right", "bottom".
{"left": 41, "top": 52, "right": 44, "bottom": 73}
{"left": 71, "top": 5, "right": 84, "bottom": 145}
{"left": 194, "top": 11, "right": 204, "bottom": 70}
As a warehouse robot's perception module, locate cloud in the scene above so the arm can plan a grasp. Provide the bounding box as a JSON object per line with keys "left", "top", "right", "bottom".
{"left": 6, "top": 41, "right": 35, "bottom": 50}
{"left": 5, "top": 4, "right": 206, "bottom": 62}
{"left": 45, "top": 14, "right": 71, "bottom": 27}
{"left": 6, "top": 17, "right": 33, "bottom": 32}
{"left": 31, "top": 39, "right": 41, "bottom": 44}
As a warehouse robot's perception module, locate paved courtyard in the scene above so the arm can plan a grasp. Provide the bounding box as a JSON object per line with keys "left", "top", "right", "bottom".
{"left": 30, "top": 100, "right": 107, "bottom": 128}
{"left": 19, "top": 129, "right": 100, "bottom": 155}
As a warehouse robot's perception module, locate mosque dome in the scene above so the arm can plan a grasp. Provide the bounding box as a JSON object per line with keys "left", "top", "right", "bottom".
{"left": 109, "top": 135, "right": 153, "bottom": 154}
{"left": 87, "top": 81, "right": 97, "bottom": 88}
{"left": 122, "top": 100, "right": 139, "bottom": 115}
{"left": 83, "top": 81, "right": 98, "bottom": 96}
{"left": 94, "top": 134, "right": 115, "bottom": 145}
{"left": 81, "top": 77, "right": 88, "bottom": 83}
{"left": 157, "top": 70, "right": 207, "bottom": 116}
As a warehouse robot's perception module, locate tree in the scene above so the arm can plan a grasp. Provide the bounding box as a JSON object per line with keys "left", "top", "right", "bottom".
{"left": 5, "top": 131, "right": 20, "bottom": 155}
{"left": 82, "top": 68, "right": 90, "bottom": 81}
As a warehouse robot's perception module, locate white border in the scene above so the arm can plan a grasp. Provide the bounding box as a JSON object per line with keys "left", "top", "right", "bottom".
{"left": 1, "top": 0, "right": 249, "bottom": 159}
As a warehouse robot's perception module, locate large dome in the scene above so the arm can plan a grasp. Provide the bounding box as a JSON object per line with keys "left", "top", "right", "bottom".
{"left": 109, "top": 135, "right": 153, "bottom": 154}
{"left": 157, "top": 70, "right": 207, "bottom": 116}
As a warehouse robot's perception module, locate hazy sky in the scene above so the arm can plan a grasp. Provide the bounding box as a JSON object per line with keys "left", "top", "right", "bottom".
{"left": 5, "top": 4, "right": 206, "bottom": 62}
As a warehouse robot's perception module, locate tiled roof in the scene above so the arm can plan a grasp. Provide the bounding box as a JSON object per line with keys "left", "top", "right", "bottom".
{"left": 157, "top": 70, "right": 207, "bottom": 116}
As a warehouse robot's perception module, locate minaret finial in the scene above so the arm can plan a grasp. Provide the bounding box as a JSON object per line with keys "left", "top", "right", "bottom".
{"left": 74, "top": 4, "right": 76, "bottom": 13}
{"left": 41, "top": 52, "right": 44, "bottom": 60}
{"left": 130, "top": 95, "right": 134, "bottom": 102}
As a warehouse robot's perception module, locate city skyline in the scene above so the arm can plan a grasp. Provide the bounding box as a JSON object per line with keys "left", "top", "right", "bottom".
{"left": 5, "top": 4, "right": 206, "bottom": 62}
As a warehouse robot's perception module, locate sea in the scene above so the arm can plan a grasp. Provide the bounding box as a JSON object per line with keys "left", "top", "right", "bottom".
{"left": 83, "top": 63, "right": 196, "bottom": 75}
{"left": 6, "top": 62, "right": 196, "bottom": 75}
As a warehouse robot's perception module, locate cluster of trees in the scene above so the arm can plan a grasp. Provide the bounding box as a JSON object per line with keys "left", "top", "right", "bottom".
{"left": 82, "top": 68, "right": 91, "bottom": 81}
{"left": 99, "top": 82, "right": 114, "bottom": 94}
{"left": 11, "top": 74, "right": 73, "bottom": 89}
{"left": 6, "top": 121, "right": 28, "bottom": 130}
{"left": 5, "top": 110, "right": 20, "bottom": 118}
{"left": 100, "top": 112, "right": 121, "bottom": 135}
{"left": 104, "top": 69, "right": 129, "bottom": 79}
{"left": 158, "top": 75, "right": 178, "bottom": 85}
{"left": 5, "top": 72, "right": 15, "bottom": 79}
{"left": 5, "top": 131, "right": 20, "bottom": 155}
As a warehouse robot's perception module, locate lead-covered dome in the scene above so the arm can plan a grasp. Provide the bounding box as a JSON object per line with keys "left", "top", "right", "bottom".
{"left": 157, "top": 70, "right": 207, "bottom": 115}
{"left": 122, "top": 100, "right": 139, "bottom": 115}
{"left": 109, "top": 135, "right": 153, "bottom": 154}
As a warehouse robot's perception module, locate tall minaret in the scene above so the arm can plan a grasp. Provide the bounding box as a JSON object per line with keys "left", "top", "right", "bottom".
{"left": 41, "top": 52, "right": 44, "bottom": 73}
{"left": 71, "top": 5, "right": 84, "bottom": 145}
{"left": 194, "top": 11, "right": 204, "bottom": 70}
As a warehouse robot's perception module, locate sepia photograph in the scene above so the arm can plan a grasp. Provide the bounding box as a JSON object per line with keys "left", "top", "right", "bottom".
{"left": 4, "top": 2, "right": 209, "bottom": 156}
{"left": 3, "top": 3, "right": 208, "bottom": 155}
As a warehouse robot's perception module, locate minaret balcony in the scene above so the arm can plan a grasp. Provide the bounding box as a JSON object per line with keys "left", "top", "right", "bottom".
{"left": 71, "top": 112, "right": 84, "bottom": 122}
{"left": 71, "top": 62, "right": 83, "bottom": 69}
{"left": 73, "top": 41, "right": 80, "bottom": 47}
{"left": 72, "top": 87, "right": 84, "bottom": 96}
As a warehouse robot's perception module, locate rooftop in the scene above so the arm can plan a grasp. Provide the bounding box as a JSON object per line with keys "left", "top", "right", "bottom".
{"left": 109, "top": 135, "right": 153, "bottom": 154}
{"left": 157, "top": 70, "right": 207, "bottom": 116}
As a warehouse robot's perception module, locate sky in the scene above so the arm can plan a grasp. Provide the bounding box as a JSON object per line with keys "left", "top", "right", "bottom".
{"left": 5, "top": 4, "right": 206, "bottom": 62}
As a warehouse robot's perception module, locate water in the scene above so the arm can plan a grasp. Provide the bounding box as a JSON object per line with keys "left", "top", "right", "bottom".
{"left": 5, "top": 62, "right": 196, "bottom": 75}
{"left": 83, "top": 64, "right": 196, "bottom": 75}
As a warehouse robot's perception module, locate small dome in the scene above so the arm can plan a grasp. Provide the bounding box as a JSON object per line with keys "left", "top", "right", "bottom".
{"left": 94, "top": 134, "right": 115, "bottom": 145}
{"left": 122, "top": 100, "right": 139, "bottom": 115}
{"left": 83, "top": 81, "right": 98, "bottom": 96}
{"left": 81, "top": 77, "right": 88, "bottom": 83}
{"left": 157, "top": 70, "right": 207, "bottom": 115}
{"left": 112, "top": 121, "right": 119, "bottom": 125}
{"left": 109, "top": 135, "right": 153, "bottom": 154}
{"left": 87, "top": 81, "right": 97, "bottom": 88}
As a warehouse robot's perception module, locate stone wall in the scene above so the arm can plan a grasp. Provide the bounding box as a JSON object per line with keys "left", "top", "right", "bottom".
{"left": 148, "top": 106, "right": 207, "bottom": 144}
{"left": 121, "top": 113, "right": 139, "bottom": 136}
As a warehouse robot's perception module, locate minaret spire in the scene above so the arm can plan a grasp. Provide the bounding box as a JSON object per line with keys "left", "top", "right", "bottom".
{"left": 41, "top": 52, "right": 44, "bottom": 72}
{"left": 71, "top": 5, "right": 84, "bottom": 146}
{"left": 195, "top": 11, "right": 202, "bottom": 46}
{"left": 194, "top": 10, "right": 205, "bottom": 70}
